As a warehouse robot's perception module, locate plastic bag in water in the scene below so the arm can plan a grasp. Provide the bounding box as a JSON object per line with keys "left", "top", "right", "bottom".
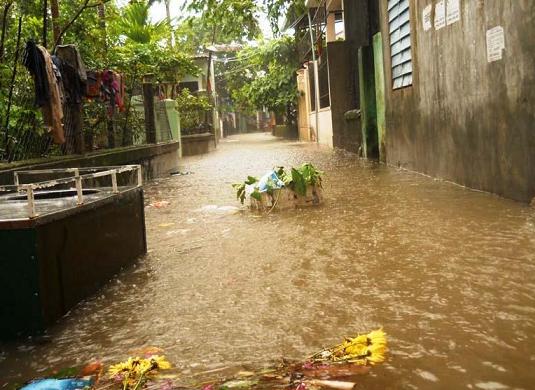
{"left": 257, "top": 171, "right": 285, "bottom": 193}
{"left": 20, "top": 378, "right": 92, "bottom": 390}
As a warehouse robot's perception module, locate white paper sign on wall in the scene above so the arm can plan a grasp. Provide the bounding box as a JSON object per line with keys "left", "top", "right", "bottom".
{"left": 423, "top": 4, "right": 433, "bottom": 31}
{"left": 446, "top": 0, "right": 460, "bottom": 25}
{"left": 486, "top": 26, "right": 505, "bottom": 62}
{"left": 434, "top": 0, "right": 446, "bottom": 30}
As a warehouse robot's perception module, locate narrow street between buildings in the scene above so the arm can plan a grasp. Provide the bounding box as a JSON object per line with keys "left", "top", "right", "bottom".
{"left": 2, "top": 133, "right": 535, "bottom": 389}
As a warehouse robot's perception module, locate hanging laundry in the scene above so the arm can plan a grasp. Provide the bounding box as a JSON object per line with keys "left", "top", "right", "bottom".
{"left": 55, "top": 45, "right": 87, "bottom": 104}
{"left": 38, "top": 46, "right": 65, "bottom": 144}
{"left": 51, "top": 56, "right": 65, "bottom": 104}
{"left": 23, "top": 41, "right": 65, "bottom": 144}
{"left": 55, "top": 45, "right": 87, "bottom": 82}
{"left": 22, "top": 40, "right": 49, "bottom": 107}
{"left": 86, "top": 70, "right": 102, "bottom": 99}
{"left": 102, "top": 70, "right": 126, "bottom": 117}
{"left": 112, "top": 72, "right": 125, "bottom": 111}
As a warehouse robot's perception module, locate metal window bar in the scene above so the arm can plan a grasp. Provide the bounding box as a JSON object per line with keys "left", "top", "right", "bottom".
{"left": 0, "top": 165, "right": 142, "bottom": 219}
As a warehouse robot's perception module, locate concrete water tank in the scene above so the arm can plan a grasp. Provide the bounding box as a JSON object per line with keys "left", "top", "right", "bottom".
{"left": 0, "top": 166, "right": 147, "bottom": 338}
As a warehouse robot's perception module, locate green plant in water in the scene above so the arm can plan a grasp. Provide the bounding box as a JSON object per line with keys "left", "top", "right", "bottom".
{"left": 290, "top": 163, "right": 323, "bottom": 196}
{"left": 232, "top": 163, "right": 323, "bottom": 203}
{"left": 232, "top": 175, "right": 258, "bottom": 204}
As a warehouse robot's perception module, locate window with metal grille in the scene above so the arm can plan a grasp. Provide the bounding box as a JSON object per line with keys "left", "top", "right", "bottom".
{"left": 388, "top": 0, "right": 412, "bottom": 89}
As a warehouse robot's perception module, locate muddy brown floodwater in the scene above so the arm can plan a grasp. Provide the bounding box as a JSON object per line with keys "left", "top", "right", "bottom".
{"left": 1, "top": 133, "right": 535, "bottom": 389}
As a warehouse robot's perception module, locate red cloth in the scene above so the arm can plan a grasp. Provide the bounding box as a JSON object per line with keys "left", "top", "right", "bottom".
{"left": 101, "top": 70, "right": 126, "bottom": 116}
{"left": 86, "top": 70, "right": 102, "bottom": 99}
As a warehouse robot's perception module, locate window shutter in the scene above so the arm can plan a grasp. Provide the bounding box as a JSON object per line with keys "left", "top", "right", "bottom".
{"left": 388, "top": 0, "right": 413, "bottom": 89}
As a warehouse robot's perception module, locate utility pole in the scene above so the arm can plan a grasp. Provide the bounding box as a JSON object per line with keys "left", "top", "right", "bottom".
{"left": 307, "top": 10, "right": 320, "bottom": 144}
{"left": 164, "top": 0, "right": 175, "bottom": 47}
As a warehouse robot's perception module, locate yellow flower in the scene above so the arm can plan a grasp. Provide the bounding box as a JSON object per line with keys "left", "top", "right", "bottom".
{"left": 108, "top": 357, "right": 140, "bottom": 377}
{"left": 367, "top": 329, "right": 387, "bottom": 347}
{"left": 150, "top": 355, "right": 171, "bottom": 370}
{"left": 366, "top": 343, "right": 386, "bottom": 364}
{"left": 108, "top": 355, "right": 172, "bottom": 382}
{"left": 311, "top": 329, "right": 387, "bottom": 366}
{"left": 108, "top": 360, "right": 131, "bottom": 377}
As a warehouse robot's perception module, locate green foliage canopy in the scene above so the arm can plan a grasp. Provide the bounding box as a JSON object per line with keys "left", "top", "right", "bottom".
{"left": 222, "top": 35, "right": 299, "bottom": 115}
{"left": 187, "top": 0, "right": 261, "bottom": 44}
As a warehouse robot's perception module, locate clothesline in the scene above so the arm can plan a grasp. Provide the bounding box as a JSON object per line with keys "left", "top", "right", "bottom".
{"left": 22, "top": 41, "right": 126, "bottom": 146}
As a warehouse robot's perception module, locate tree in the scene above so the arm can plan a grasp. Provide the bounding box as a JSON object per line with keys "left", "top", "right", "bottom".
{"left": 50, "top": 0, "right": 60, "bottom": 44}
{"left": 222, "top": 36, "right": 299, "bottom": 124}
{"left": 114, "top": 1, "right": 169, "bottom": 44}
{"left": 264, "top": 0, "right": 304, "bottom": 36}
{"left": 186, "top": 0, "right": 261, "bottom": 93}
{"left": 187, "top": 0, "right": 260, "bottom": 44}
{"left": 148, "top": 0, "right": 174, "bottom": 47}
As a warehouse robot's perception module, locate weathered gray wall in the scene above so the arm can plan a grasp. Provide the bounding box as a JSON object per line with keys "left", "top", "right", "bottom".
{"left": 343, "top": 0, "right": 369, "bottom": 110}
{"left": 379, "top": 0, "right": 535, "bottom": 202}
{"left": 181, "top": 133, "right": 217, "bottom": 156}
{"left": 328, "top": 41, "right": 361, "bottom": 152}
{"left": 0, "top": 141, "right": 181, "bottom": 185}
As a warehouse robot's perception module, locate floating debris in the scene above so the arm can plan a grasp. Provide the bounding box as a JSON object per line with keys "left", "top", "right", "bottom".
{"left": 19, "top": 329, "right": 386, "bottom": 390}
{"left": 149, "top": 201, "right": 171, "bottom": 208}
{"left": 21, "top": 378, "right": 93, "bottom": 390}
{"left": 310, "top": 329, "right": 387, "bottom": 365}
{"left": 232, "top": 163, "right": 324, "bottom": 211}
{"left": 158, "top": 223, "right": 175, "bottom": 228}
{"left": 170, "top": 171, "right": 193, "bottom": 176}
{"left": 195, "top": 205, "right": 240, "bottom": 214}
{"left": 107, "top": 355, "right": 171, "bottom": 390}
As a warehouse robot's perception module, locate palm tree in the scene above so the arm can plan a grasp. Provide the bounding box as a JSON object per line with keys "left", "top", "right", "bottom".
{"left": 148, "top": 0, "right": 174, "bottom": 47}
{"left": 117, "top": 2, "right": 169, "bottom": 44}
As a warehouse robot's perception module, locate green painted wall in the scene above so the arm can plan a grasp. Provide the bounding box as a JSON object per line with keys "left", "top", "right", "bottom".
{"left": 358, "top": 46, "right": 379, "bottom": 159}
{"left": 373, "top": 32, "right": 387, "bottom": 163}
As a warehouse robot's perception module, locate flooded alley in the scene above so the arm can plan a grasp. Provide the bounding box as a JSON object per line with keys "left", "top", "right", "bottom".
{"left": 2, "top": 133, "right": 535, "bottom": 389}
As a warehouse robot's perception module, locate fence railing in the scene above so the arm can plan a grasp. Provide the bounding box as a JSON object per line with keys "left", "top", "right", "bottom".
{"left": 0, "top": 165, "right": 142, "bottom": 219}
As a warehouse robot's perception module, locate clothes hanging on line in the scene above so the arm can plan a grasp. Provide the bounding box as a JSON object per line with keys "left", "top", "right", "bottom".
{"left": 22, "top": 40, "right": 49, "bottom": 108}
{"left": 86, "top": 70, "right": 102, "bottom": 99}
{"left": 38, "top": 46, "right": 65, "bottom": 144}
{"left": 54, "top": 45, "right": 87, "bottom": 105}
{"left": 101, "top": 70, "right": 125, "bottom": 117}
{"left": 23, "top": 41, "right": 65, "bottom": 144}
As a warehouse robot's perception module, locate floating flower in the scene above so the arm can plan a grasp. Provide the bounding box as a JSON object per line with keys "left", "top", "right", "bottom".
{"left": 148, "top": 355, "right": 171, "bottom": 371}
{"left": 311, "top": 328, "right": 387, "bottom": 366}
{"left": 108, "top": 358, "right": 135, "bottom": 377}
{"left": 107, "top": 355, "right": 172, "bottom": 390}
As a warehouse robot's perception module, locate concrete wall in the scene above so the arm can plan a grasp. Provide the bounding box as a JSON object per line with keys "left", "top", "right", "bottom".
{"left": 327, "top": 41, "right": 360, "bottom": 152}
{"left": 310, "top": 109, "right": 334, "bottom": 147}
{"left": 297, "top": 69, "right": 312, "bottom": 142}
{"left": 378, "top": 0, "right": 535, "bottom": 202}
{"left": 181, "top": 133, "right": 217, "bottom": 157}
{"left": 0, "top": 141, "right": 181, "bottom": 185}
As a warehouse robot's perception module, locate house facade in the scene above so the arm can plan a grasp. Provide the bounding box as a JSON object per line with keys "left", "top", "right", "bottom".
{"left": 295, "top": 0, "right": 535, "bottom": 203}
{"left": 179, "top": 55, "right": 222, "bottom": 139}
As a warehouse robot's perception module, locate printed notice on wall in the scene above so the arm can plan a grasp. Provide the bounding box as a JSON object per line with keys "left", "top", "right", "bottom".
{"left": 434, "top": 0, "right": 446, "bottom": 30}
{"left": 486, "top": 26, "right": 505, "bottom": 62}
{"left": 423, "top": 4, "right": 433, "bottom": 31}
{"left": 446, "top": 0, "right": 460, "bottom": 25}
